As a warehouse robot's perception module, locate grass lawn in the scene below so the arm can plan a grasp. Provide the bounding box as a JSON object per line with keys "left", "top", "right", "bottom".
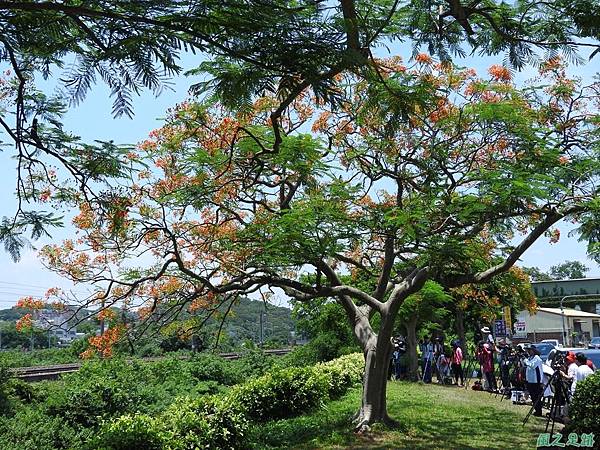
{"left": 250, "top": 381, "right": 555, "bottom": 449}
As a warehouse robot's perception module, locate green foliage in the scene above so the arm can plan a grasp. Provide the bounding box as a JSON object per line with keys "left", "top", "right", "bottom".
{"left": 162, "top": 396, "right": 250, "bottom": 450}
{"left": 0, "top": 362, "right": 15, "bottom": 415}
{"left": 313, "top": 353, "right": 365, "bottom": 399}
{"left": 94, "top": 353, "right": 364, "bottom": 449}
{"left": 92, "top": 414, "right": 165, "bottom": 450}
{"left": 549, "top": 260, "right": 590, "bottom": 280}
{"left": 397, "top": 280, "right": 451, "bottom": 325}
{"left": 522, "top": 266, "right": 553, "bottom": 281}
{"left": 0, "top": 408, "right": 86, "bottom": 450}
{"left": 45, "top": 360, "right": 152, "bottom": 428}
{"left": 568, "top": 372, "right": 600, "bottom": 438}
{"left": 232, "top": 349, "right": 277, "bottom": 380}
{"left": 290, "top": 296, "right": 359, "bottom": 365}
{"left": 185, "top": 353, "right": 240, "bottom": 386}
{"left": 230, "top": 366, "right": 329, "bottom": 422}
{"left": 229, "top": 352, "right": 363, "bottom": 423}
{"left": 0, "top": 347, "right": 81, "bottom": 368}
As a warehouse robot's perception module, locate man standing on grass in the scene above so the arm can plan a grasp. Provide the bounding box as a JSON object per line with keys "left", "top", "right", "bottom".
{"left": 524, "top": 345, "right": 544, "bottom": 417}
{"left": 421, "top": 336, "right": 434, "bottom": 383}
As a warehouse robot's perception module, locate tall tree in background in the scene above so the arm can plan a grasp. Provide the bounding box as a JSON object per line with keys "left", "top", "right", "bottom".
{"left": 1, "top": 0, "right": 600, "bottom": 258}
{"left": 31, "top": 58, "right": 600, "bottom": 429}
{"left": 523, "top": 260, "right": 591, "bottom": 280}
{"left": 397, "top": 281, "right": 451, "bottom": 381}
{"left": 549, "top": 260, "right": 590, "bottom": 280}
{"left": 522, "top": 266, "right": 553, "bottom": 281}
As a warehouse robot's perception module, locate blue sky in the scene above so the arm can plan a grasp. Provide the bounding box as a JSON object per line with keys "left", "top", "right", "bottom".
{"left": 0, "top": 46, "right": 598, "bottom": 309}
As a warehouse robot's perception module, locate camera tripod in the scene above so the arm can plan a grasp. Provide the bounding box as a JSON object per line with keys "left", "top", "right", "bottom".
{"left": 462, "top": 354, "right": 480, "bottom": 389}
{"left": 497, "top": 356, "right": 525, "bottom": 401}
{"left": 522, "top": 369, "right": 570, "bottom": 434}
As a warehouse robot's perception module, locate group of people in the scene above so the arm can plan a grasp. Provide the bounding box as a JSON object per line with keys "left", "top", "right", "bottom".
{"left": 520, "top": 344, "right": 595, "bottom": 418}
{"left": 419, "top": 336, "right": 465, "bottom": 385}
{"left": 390, "top": 327, "right": 597, "bottom": 422}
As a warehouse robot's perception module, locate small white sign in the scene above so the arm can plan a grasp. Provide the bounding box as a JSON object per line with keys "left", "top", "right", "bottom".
{"left": 514, "top": 321, "right": 526, "bottom": 334}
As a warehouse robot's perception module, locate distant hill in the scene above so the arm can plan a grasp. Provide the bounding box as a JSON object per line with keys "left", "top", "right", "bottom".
{"left": 0, "top": 308, "right": 24, "bottom": 321}
{"left": 0, "top": 298, "right": 296, "bottom": 347}
{"left": 221, "top": 298, "right": 295, "bottom": 344}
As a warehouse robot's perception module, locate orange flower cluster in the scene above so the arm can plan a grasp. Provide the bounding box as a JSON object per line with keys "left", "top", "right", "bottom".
{"left": 189, "top": 291, "right": 216, "bottom": 312}
{"left": 539, "top": 57, "right": 562, "bottom": 75}
{"left": 311, "top": 111, "right": 332, "bottom": 133}
{"left": 44, "top": 287, "right": 62, "bottom": 299}
{"left": 39, "top": 189, "right": 52, "bottom": 203}
{"left": 488, "top": 65, "right": 511, "bottom": 82}
{"left": 82, "top": 325, "right": 124, "bottom": 359}
{"left": 16, "top": 296, "right": 45, "bottom": 310}
{"left": 415, "top": 53, "right": 433, "bottom": 64}
{"left": 15, "top": 313, "right": 33, "bottom": 332}
{"left": 72, "top": 202, "right": 94, "bottom": 230}
{"left": 97, "top": 308, "right": 116, "bottom": 321}
{"left": 548, "top": 228, "right": 561, "bottom": 244}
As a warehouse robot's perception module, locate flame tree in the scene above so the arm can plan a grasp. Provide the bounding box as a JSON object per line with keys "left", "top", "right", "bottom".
{"left": 2, "top": 0, "right": 600, "bottom": 260}
{"left": 36, "top": 57, "right": 600, "bottom": 429}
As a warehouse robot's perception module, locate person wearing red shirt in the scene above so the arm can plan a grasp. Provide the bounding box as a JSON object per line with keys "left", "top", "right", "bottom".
{"left": 451, "top": 341, "right": 464, "bottom": 386}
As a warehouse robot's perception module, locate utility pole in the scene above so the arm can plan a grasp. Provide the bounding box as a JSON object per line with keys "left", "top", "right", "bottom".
{"left": 559, "top": 294, "right": 600, "bottom": 346}
{"left": 259, "top": 311, "right": 264, "bottom": 347}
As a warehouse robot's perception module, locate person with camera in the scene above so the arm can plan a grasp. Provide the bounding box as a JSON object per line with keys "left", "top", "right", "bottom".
{"left": 571, "top": 352, "right": 594, "bottom": 394}
{"left": 523, "top": 344, "right": 544, "bottom": 417}
{"left": 497, "top": 340, "right": 511, "bottom": 392}
{"left": 476, "top": 340, "right": 497, "bottom": 391}
{"left": 557, "top": 351, "right": 578, "bottom": 393}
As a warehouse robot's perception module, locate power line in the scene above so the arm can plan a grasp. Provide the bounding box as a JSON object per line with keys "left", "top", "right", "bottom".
{"left": 0, "top": 280, "right": 92, "bottom": 295}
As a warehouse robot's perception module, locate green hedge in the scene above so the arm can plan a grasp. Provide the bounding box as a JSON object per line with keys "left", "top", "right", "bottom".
{"left": 95, "top": 352, "right": 364, "bottom": 449}
{"left": 568, "top": 371, "right": 600, "bottom": 446}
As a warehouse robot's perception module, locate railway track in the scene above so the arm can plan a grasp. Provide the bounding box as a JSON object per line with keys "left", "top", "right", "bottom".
{"left": 12, "top": 363, "right": 82, "bottom": 382}
{"left": 10, "top": 348, "right": 292, "bottom": 382}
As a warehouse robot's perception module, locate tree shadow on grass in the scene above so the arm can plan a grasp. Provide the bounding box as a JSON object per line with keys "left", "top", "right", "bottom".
{"left": 249, "top": 384, "right": 547, "bottom": 450}
{"left": 247, "top": 389, "right": 369, "bottom": 449}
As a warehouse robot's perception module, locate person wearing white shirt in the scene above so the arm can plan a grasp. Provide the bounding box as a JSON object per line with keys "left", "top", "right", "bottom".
{"left": 571, "top": 352, "right": 594, "bottom": 395}
{"left": 523, "top": 345, "right": 544, "bottom": 417}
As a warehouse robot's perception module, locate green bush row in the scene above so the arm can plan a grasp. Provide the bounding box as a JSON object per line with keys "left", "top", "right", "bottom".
{"left": 94, "top": 353, "right": 365, "bottom": 450}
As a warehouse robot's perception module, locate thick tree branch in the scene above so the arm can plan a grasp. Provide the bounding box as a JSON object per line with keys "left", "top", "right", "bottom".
{"left": 442, "top": 208, "right": 581, "bottom": 287}
{"left": 373, "top": 235, "right": 395, "bottom": 300}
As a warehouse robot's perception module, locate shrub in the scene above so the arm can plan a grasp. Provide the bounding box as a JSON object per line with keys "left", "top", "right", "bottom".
{"left": 315, "top": 353, "right": 364, "bottom": 399}
{"left": 163, "top": 396, "right": 249, "bottom": 450}
{"left": 92, "top": 414, "right": 165, "bottom": 450}
{"left": 95, "top": 396, "right": 249, "bottom": 450}
{"left": 568, "top": 371, "right": 600, "bottom": 442}
{"left": 96, "top": 352, "right": 364, "bottom": 449}
{"left": 232, "top": 349, "right": 276, "bottom": 380}
{"left": 186, "top": 353, "right": 240, "bottom": 385}
{"left": 0, "top": 363, "right": 15, "bottom": 415}
{"left": 229, "top": 366, "right": 330, "bottom": 422}
{"left": 45, "top": 359, "right": 152, "bottom": 427}
{"left": 0, "top": 408, "right": 86, "bottom": 450}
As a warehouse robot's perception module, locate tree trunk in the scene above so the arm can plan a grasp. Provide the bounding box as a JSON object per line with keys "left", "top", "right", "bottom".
{"left": 354, "top": 338, "right": 395, "bottom": 432}
{"left": 405, "top": 316, "right": 419, "bottom": 381}
{"left": 456, "top": 308, "right": 466, "bottom": 353}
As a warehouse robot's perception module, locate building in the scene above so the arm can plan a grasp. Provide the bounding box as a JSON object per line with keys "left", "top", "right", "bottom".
{"left": 35, "top": 309, "right": 86, "bottom": 345}
{"left": 515, "top": 307, "right": 600, "bottom": 345}
{"left": 531, "top": 278, "right": 600, "bottom": 315}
